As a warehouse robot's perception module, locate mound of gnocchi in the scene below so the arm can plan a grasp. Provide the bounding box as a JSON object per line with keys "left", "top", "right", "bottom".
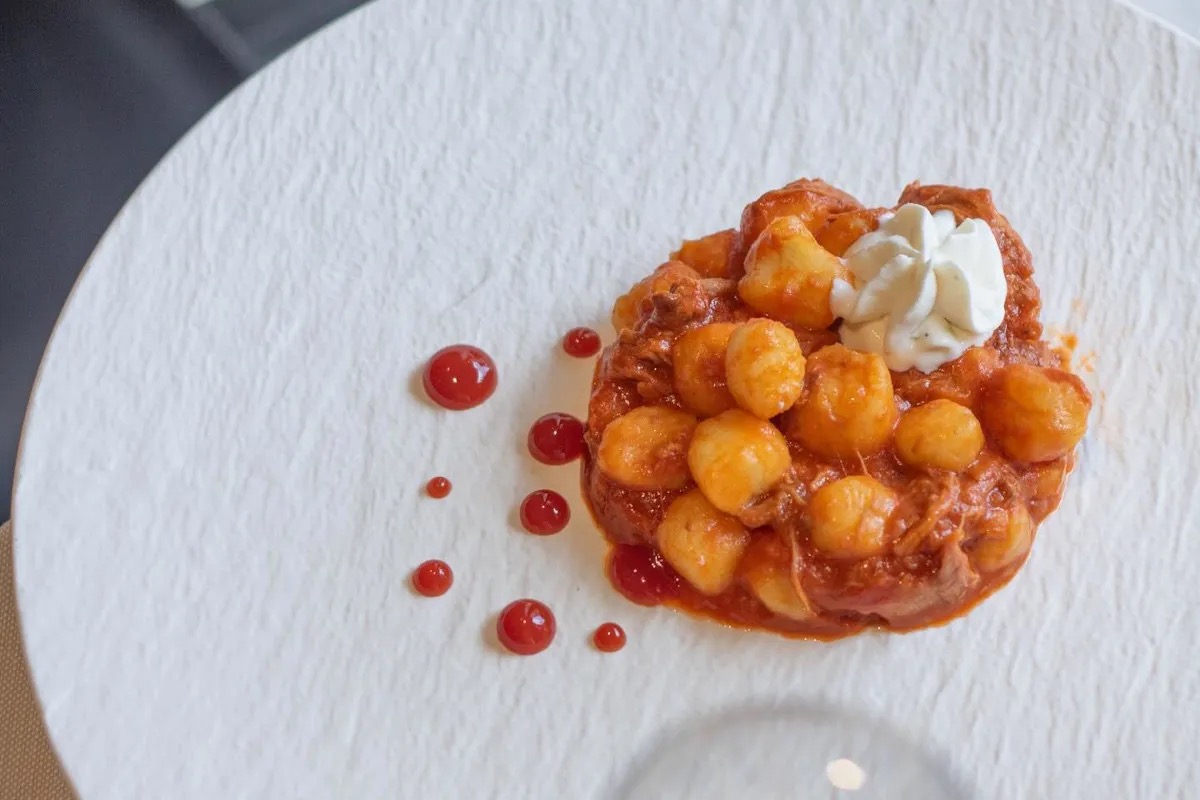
{"left": 584, "top": 178, "right": 1091, "bottom": 639}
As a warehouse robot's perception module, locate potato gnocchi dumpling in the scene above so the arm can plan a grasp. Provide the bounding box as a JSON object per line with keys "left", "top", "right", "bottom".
{"left": 739, "top": 534, "right": 813, "bottom": 621}
{"left": 971, "top": 504, "right": 1034, "bottom": 573}
{"left": 895, "top": 399, "right": 985, "bottom": 472}
{"left": 687, "top": 409, "right": 791, "bottom": 515}
{"left": 672, "top": 322, "right": 739, "bottom": 418}
{"left": 981, "top": 364, "right": 1091, "bottom": 463}
{"left": 725, "top": 319, "right": 807, "bottom": 420}
{"left": 786, "top": 344, "right": 897, "bottom": 459}
{"left": 597, "top": 405, "right": 697, "bottom": 491}
{"left": 738, "top": 216, "right": 849, "bottom": 330}
{"left": 655, "top": 490, "right": 750, "bottom": 595}
{"left": 815, "top": 208, "right": 882, "bottom": 257}
{"left": 1028, "top": 458, "right": 1070, "bottom": 520}
{"left": 808, "top": 476, "right": 898, "bottom": 559}
{"left": 671, "top": 229, "right": 737, "bottom": 279}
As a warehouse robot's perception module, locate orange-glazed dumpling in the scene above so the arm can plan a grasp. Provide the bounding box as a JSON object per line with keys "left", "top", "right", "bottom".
{"left": 981, "top": 365, "right": 1091, "bottom": 463}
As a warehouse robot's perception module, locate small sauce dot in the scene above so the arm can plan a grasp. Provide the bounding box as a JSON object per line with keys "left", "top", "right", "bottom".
{"left": 608, "top": 544, "right": 682, "bottom": 606}
{"left": 496, "top": 599, "right": 556, "bottom": 655}
{"left": 412, "top": 560, "right": 453, "bottom": 597}
{"left": 426, "top": 476, "right": 452, "bottom": 498}
{"left": 520, "top": 490, "right": 570, "bottom": 535}
{"left": 423, "top": 345, "right": 498, "bottom": 410}
{"left": 528, "top": 412, "right": 585, "bottom": 465}
{"left": 592, "top": 622, "right": 626, "bottom": 653}
{"left": 562, "top": 327, "right": 602, "bottom": 358}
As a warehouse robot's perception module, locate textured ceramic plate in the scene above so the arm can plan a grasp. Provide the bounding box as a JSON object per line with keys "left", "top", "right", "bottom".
{"left": 14, "top": 0, "right": 1200, "bottom": 797}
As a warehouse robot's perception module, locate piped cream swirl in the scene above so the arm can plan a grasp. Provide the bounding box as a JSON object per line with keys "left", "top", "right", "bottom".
{"left": 830, "top": 203, "right": 1007, "bottom": 373}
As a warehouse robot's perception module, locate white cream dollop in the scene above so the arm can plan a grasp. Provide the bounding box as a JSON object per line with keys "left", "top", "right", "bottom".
{"left": 829, "top": 203, "right": 1007, "bottom": 373}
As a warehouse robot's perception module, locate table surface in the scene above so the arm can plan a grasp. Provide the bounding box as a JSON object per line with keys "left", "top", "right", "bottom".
{"left": 7, "top": 1, "right": 1200, "bottom": 798}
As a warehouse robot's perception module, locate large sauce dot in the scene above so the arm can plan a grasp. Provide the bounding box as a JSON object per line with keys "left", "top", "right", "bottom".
{"left": 527, "top": 413, "right": 585, "bottom": 465}
{"left": 423, "top": 345, "right": 498, "bottom": 410}
{"left": 520, "top": 490, "right": 570, "bottom": 535}
{"left": 425, "top": 476, "right": 452, "bottom": 498}
{"left": 496, "top": 599, "right": 557, "bottom": 655}
{"left": 608, "top": 544, "right": 682, "bottom": 606}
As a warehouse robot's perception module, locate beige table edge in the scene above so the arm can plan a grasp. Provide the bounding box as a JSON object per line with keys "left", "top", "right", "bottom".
{"left": 0, "top": 520, "right": 74, "bottom": 799}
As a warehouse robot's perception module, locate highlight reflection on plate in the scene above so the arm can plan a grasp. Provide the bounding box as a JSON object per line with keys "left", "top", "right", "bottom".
{"left": 615, "top": 703, "right": 969, "bottom": 800}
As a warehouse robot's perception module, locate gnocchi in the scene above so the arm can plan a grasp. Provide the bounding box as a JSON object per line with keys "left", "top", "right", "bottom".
{"left": 656, "top": 490, "right": 751, "bottom": 595}
{"left": 981, "top": 364, "right": 1091, "bottom": 462}
{"left": 971, "top": 504, "right": 1034, "bottom": 573}
{"left": 1028, "top": 458, "right": 1069, "bottom": 520}
{"left": 894, "top": 399, "right": 985, "bottom": 472}
{"left": 725, "top": 319, "right": 807, "bottom": 419}
{"left": 672, "top": 323, "right": 739, "bottom": 417}
{"left": 671, "top": 229, "right": 737, "bottom": 279}
{"left": 815, "top": 208, "right": 881, "bottom": 257}
{"left": 738, "top": 216, "right": 848, "bottom": 329}
{"left": 808, "top": 476, "right": 898, "bottom": 559}
{"left": 785, "top": 344, "right": 897, "bottom": 459}
{"left": 687, "top": 409, "right": 791, "bottom": 515}
{"left": 739, "top": 533, "right": 813, "bottom": 620}
{"left": 597, "top": 406, "right": 697, "bottom": 490}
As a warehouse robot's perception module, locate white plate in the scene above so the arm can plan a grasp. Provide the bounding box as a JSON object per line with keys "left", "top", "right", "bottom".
{"left": 14, "top": 0, "right": 1200, "bottom": 797}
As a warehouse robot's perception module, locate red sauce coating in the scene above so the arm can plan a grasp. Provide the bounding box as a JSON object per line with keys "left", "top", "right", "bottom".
{"left": 425, "top": 476, "right": 452, "bottom": 498}
{"left": 527, "top": 412, "right": 585, "bottom": 465}
{"left": 563, "top": 327, "right": 602, "bottom": 357}
{"left": 496, "top": 599, "right": 556, "bottom": 655}
{"left": 423, "top": 345, "right": 498, "bottom": 410}
{"left": 592, "top": 622, "right": 627, "bottom": 653}
{"left": 412, "top": 560, "right": 453, "bottom": 597}
{"left": 519, "top": 490, "right": 570, "bottom": 535}
{"left": 607, "top": 543, "right": 682, "bottom": 606}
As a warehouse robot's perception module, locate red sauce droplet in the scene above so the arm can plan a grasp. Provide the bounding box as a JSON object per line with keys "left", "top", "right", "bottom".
{"left": 562, "top": 327, "right": 602, "bottom": 358}
{"left": 496, "top": 599, "right": 557, "bottom": 655}
{"left": 593, "top": 622, "right": 627, "bottom": 652}
{"left": 412, "top": 560, "right": 453, "bottom": 597}
{"left": 608, "top": 544, "right": 682, "bottom": 606}
{"left": 527, "top": 413, "right": 585, "bottom": 465}
{"left": 426, "top": 476, "right": 452, "bottom": 498}
{"left": 519, "top": 489, "right": 570, "bottom": 535}
{"left": 423, "top": 345, "right": 498, "bottom": 410}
